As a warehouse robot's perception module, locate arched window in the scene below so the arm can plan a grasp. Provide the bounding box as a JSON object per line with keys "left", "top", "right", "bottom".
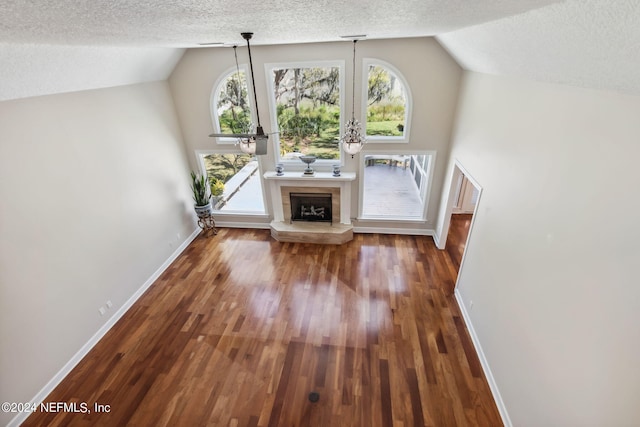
{"left": 210, "top": 66, "right": 254, "bottom": 143}
{"left": 363, "top": 59, "right": 412, "bottom": 143}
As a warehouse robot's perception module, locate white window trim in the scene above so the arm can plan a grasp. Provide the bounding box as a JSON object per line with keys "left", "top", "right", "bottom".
{"left": 357, "top": 149, "right": 436, "bottom": 221}
{"left": 361, "top": 58, "right": 413, "bottom": 144}
{"left": 210, "top": 64, "right": 256, "bottom": 145}
{"left": 264, "top": 60, "right": 345, "bottom": 165}
{"left": 194, "top": 149, "right": 268, "bottom": 216}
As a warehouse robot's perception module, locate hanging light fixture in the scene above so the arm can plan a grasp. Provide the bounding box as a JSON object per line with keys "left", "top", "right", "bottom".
{"left": 340, "top": 37, "right": 366, "bottom": 158}
{"left": 209, "top": 32, "right": 268, "bottom": 155}
{"left": 230, "top": 44, "right": 256, "bottom": 154}
{"left": 238, "top": 137, "right": 256, "bottom": 154}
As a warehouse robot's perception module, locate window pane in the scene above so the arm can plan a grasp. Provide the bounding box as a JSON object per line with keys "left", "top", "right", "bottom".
{"left": 272, "top": 66, "right": 341, "bottom": 160}
{"left": 201, "top": 153, "right": 265, "bottom": 213}
{"left": 367, "top": 65, "right": 406, "bottom": 137}
{"left": 216, "top": 71, "right": 252, "bottom": 134}
{"left": 361, "top": 154, "right": 428, "bottom": 219}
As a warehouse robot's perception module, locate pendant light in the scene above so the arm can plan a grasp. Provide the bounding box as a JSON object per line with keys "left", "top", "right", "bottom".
{"left": 231, "top": 44, "right": 256, "bottom": 154}
{"left": 209, "top": 32, "right": 268, "bottom": 155}
{"left": 340, "top": 38, "right": 366, "bottom": 158}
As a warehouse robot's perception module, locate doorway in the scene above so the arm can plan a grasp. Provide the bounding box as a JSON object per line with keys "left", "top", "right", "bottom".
{"left": 452, "top": 175, "right": 479, "bottom": 215}
{"left": 439, "top": 162, "right": 482, "bottom": 285}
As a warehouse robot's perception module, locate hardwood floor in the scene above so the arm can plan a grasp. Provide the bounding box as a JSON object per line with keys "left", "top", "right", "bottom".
{"left": 446, "top": 214, "right": 473, "bottom": 275}
{"left": 25, "top": 229, "right": 501, "bottom": 426}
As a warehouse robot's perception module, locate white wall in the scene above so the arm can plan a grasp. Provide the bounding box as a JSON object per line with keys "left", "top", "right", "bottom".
{"left": 445, "top": 72, "right": 640, "bottom": 426}
{"left": 169, "top": 38, "right": 462, "bottom": 230}
{"left": 0, "top": 81, "right": 196, "bottom": 426}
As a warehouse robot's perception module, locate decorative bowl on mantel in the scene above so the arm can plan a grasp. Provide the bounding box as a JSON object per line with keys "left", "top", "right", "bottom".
{"left": 299, "top": 155, "right": 317, "bottom": 176}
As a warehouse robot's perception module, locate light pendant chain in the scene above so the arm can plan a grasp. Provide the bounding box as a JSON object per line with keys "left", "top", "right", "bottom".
{"left": 351, "top": 40, "right": 356, "bottom": 120}
{"left": 233, "top": 45, "right": 240, "bottom": 94}
{"left": 232, "top": 44, "right": 254, "bottom": 152}
{"left": 245, "top": 36, "right": 261, "bottom": 130}
{"left": 232, "top": 46, "right": 246, "bottom": 133}
{"left": 341, "top": 39, "right": 365, "bottom": 158}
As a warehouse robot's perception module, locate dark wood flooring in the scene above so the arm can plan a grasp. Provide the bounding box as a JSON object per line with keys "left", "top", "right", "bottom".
{"left": 25, "top": 228, "right": 501, "bottom": 426}
{"left": 446, "top": 214, "right": 473, "bottom": 276}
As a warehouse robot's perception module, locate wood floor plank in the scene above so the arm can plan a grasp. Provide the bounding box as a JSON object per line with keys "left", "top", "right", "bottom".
{"left": 24, "top": 228, "right": 501, "bottom": 426}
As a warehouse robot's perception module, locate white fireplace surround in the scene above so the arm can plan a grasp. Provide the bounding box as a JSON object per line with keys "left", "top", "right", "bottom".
{"left": 263, "top": 171, "right": 356, "bottom": 224}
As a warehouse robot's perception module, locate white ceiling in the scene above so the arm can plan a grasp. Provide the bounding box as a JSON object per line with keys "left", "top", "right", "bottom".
{"left": 0, "top": 43, "right": 184, "bottom": 101}
{"left": 437, "top": 0, "right": 640, "bottom": 95}
{"left": 1, "top": 0, "right": 639, "bottom": 101}
{"left": 0, "top": 0, "right": 560, "bottom": 47}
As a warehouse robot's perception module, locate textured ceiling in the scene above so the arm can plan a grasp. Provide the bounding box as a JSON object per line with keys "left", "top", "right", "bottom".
{"left": 0, "top": 0, "right": 559, "bottom": 47}
{"left": 0, "top": 43, "right": 184, "bottom": 101}
{"left": 2, "top": 0, "right": 639, "bottom": 101}
{"left": 437, "top": 0, "right": 640, "bottom": 95}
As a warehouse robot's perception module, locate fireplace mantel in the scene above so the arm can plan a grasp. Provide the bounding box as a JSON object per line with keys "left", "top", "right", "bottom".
{"left": 263, "top": 171, "right": 356, "bottom": 244}
{"left": 263, "top": 171, "right": 356, "bottom": 182}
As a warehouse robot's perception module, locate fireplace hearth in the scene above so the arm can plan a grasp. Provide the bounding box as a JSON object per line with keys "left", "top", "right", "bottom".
{"left": 290, "top": 193, "right": 332, "bottom": 223}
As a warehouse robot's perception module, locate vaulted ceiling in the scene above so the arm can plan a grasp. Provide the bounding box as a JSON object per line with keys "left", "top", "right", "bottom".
{"left": 1, "top": 0, "right": 638, "bottom": 101}
{"left": 438, "top": 0, "right": 640, "bottom": 96}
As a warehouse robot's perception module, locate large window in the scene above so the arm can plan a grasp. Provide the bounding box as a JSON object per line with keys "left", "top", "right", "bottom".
{"left": 211, "top": 66, "right": 253, "bottom": 142}
{"left": 363, "top": 59, "right": 411, "bottom": 142}
{"left": 360, "top": 152, "right": 433, "bottom": 220}
{"left": 266, "top": 61, "right": 344, "bottom": 162}
{"left": 197, "top": 152, "right": 265, "bottom": 214}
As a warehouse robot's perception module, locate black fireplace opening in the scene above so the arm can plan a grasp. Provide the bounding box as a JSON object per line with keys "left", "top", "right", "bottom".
{"left": 290, "top": 193, "right": 332, "bottom": 223}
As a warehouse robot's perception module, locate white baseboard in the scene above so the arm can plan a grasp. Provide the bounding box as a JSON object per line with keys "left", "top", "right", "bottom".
{"left": 432, "top": 230, "right": 442, "bottom": 248}
{"left": 8, "top": 227, "right": 200, "bottom": 427}
{"left": 454, "top": 289, "right": 512, "bottom": 427}
{"left": 215, "top": 221, "right": 271, "bottom": 229}
{"left": 352, "top": 226, "right": 434, "bottom": 236}
{"left": 215, "top": 218, "right": 430, "bottom": 235}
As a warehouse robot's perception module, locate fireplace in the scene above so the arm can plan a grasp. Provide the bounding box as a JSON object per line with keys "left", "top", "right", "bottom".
{"left": 263, "top": 171, "right": 356, "bottom": 244}
{"left": 290, "top": 193, "right": 332, "bottom": 223}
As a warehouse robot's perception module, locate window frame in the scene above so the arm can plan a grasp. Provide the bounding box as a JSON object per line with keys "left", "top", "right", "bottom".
{"left": 194, "top": 149, "right": 268, "bottom": 216}
{"left": 357, "top": 149, "right": 436, "bottom": 221}
{"left": 264, "top": 60, "right": 346, "bottom": 166}
{"left": 210, "top": 64, "right": 256, "bottom": 145}
{"left": 361, "top": 58, "right": 412, "bottom": 144}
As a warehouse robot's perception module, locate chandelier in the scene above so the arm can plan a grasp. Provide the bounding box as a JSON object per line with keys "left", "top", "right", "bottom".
{"left": 340, "top": 38, "right": 366, "bottom": 158}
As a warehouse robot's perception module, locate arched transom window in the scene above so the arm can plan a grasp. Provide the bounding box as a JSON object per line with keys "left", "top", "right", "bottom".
{"left": 363, "top": 59, "right": 412, "bottom": 143}
{"left": 211, "top": 66, "right": 254, "bottom": 143}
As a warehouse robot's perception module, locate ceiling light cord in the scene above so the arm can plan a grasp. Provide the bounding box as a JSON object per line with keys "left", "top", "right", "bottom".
{"left": 232, "top": 46, "right": 242, "bottom": 117}
{"left": 244, "top": 36, "right": 262, "bottom": 130}
{"left": 351, "top": 40, "right": 357, "bottom": 120}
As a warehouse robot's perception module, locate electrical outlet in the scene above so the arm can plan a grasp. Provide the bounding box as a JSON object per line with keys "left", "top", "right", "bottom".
{"left": 106, "top": 300, "right": 113, "bottom": 309}
{"left": 98, "top": 306, "right": 106, "bottom": 316}
{"left": 470, "top": 300, "right": 474, "bottom": 310}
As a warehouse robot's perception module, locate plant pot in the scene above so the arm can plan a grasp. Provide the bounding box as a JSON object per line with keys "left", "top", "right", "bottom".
{"left": 194, "top": 203, "right": 213, "bottom": 218}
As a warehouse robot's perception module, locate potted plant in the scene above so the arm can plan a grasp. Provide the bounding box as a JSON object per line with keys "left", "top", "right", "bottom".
{"left": 190, "top": 171, "right": 212, "bottom": 217}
